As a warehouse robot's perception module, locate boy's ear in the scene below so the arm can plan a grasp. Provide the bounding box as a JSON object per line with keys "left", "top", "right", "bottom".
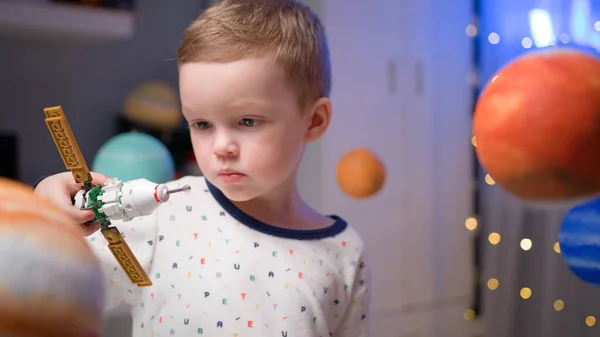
{"left": 304, "top": 97, "right": 332, "bottom": 142}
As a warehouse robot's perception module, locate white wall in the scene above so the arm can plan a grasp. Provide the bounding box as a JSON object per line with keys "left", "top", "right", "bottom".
{"left": 297, "top": 0, "right": 477, "bottom": 336}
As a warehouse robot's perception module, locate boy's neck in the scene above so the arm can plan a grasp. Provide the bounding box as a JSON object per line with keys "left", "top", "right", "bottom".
{"left": 230, "top": 178, "right": 334, "bottom": 231}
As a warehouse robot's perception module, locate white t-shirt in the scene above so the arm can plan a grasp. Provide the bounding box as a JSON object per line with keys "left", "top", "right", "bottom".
{"left": 88, "top": 176, "right": 370, "bottom": 337}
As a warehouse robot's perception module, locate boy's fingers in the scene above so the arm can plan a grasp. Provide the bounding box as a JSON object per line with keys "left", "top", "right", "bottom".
{"left": 90, "top": 172, "right": 109, "bottom": 185}
{"left": 66, "top": 172, "right": 110, "bottom": 196}
{"left": 63, "top": 206, "right": 96, "bottom": 224}
{"left": 82, "top": 222, "right": 102, "bottom": 236}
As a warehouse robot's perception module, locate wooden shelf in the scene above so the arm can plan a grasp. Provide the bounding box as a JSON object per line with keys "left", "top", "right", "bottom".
{"left": 0, "top": 1, "right": 134, "bottom": 41}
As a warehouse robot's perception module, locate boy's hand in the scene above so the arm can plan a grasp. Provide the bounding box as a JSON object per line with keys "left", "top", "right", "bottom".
{"left": 34, "top": 171, "right": 109, "bottom": 236}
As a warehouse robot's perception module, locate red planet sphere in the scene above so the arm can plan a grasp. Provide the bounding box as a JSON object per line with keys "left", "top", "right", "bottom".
{"left": 472, "top": 48, "right": 600, "bottom": 201}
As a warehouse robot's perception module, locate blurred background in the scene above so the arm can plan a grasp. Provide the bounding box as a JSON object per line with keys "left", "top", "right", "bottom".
{"left": 1, "top": 0, "right": 599, "bottom": 336}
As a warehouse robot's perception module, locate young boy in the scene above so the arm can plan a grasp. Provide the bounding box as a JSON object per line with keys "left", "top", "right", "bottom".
{"left": 34, "top": 0, "right": 370, "bottom": 336}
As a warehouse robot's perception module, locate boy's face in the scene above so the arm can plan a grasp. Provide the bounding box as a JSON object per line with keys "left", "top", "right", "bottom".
{"left": 179, "top": 58, "right": 327, "bottom": 201}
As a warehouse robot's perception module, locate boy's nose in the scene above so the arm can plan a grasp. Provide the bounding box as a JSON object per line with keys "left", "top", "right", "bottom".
{"left": 215, "top": 144, "right": 239, "bottom": 157}
{"left": 213, "top": 134, "right": 239, "bottom": 157}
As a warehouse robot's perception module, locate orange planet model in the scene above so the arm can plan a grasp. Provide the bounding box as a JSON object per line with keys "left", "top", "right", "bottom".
{"left": 0, "top": 178, "right": 105, "bottom": 337}
{"left": 336, "top": 148, "right": 386, "bottom": 198}
{"left": 472, "top": 48, "right": 600, "bottom": 201}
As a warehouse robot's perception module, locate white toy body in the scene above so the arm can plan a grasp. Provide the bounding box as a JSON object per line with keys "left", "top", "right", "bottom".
{"left": 74, "top": 178, "right": 190, "bottom": 222}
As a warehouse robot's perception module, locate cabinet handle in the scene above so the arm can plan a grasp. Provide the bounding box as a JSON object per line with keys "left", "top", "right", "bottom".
{"left": 415, "top": 60, "right": 424, "bottom": 96}
{"left": 387, "top": 59, "right": 397, "bottom": 95}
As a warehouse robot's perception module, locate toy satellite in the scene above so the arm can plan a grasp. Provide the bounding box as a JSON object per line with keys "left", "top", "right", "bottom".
{"left": 43, "top": 106, "right": 188, "bottom": 287}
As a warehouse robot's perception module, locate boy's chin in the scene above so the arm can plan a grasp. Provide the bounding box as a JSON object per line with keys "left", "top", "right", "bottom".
{"left": 215, "top": 182, "right": 260, "bottom": 202}
{"left": 223, "top": 190, "right": 257, "bottom": 202}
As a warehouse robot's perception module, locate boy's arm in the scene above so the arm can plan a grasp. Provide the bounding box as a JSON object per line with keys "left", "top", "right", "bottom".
{"left": 86, "top": 213, "right": 159, "bottom": 312}
{"left": 334, "top": 253, "right": 371, "bottom": 337}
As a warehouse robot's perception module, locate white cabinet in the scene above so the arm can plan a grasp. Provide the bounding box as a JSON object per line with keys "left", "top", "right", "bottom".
{"left": 297, "top": 0, "right": 476, "bottom": 335}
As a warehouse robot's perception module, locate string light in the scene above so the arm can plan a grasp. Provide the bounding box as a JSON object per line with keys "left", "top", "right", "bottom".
{"left": 463, "top": 309, "right": 476, "bottom": 321}
{"left": 520, "top": 287, "right": 532, "bottom": 299}
{"left": 559, "top": 33, "right": 570, "bottom": 44}
{"left": 467, "top": 70, "right": 479, "bottom": 86}
{"left": 462, "top": 217, "right": 597, "bottom": 327}
{"left": 465, "top": 217, "right": 478, "bottom": 231}
{"left": 521, "top": 37, "right": 533, "bottom": 49}
{"left": 471, "top": 136, "right": 477, "bottom": 147}
{"left": 487, "top": 278, "right": 499, "bottom": 290}
{"left": 484, "top": 174, "right": 495, "bottom": 185}
{"left": 586, "top": 316, "right": 597, "bottom": 327}
{"left": 488, "top": 232, "right": 501, "bottom": 245}
{"left": 520, "top": 238, "right": 532, "bottom": 251}
{"left": 466, "top": 24, "right": 478, "bottom": 37}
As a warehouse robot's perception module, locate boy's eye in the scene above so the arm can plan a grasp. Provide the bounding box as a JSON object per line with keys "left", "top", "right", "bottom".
{"left": 240, "top": 118, "right": 261, "bottom": 128}
{"left": 193, "top": 121, "right": 211, "bottom": 130}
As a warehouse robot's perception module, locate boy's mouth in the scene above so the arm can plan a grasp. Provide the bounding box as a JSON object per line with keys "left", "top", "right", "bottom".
{"left": 218, "top": 170, "right": 246, "bottom": 184}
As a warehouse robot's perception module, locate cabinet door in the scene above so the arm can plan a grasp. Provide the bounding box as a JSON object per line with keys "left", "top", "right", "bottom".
{"left": 403, "top": 0, "right": 477, "bottom": 336}
{"left": 316, "top": 0, "right": 475, "bottom": 336}
{"left": 321, "top": 0, "right": 418, "bottom": 314}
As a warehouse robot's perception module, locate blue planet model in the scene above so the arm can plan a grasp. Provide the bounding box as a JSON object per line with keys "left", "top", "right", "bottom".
{"left": 559, "top": 197, "right": 600, "bottom": 286}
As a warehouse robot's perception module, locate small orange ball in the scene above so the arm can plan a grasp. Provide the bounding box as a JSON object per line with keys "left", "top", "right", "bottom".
{"left": 336, "top": 148, "right": 386, "bottom": 198}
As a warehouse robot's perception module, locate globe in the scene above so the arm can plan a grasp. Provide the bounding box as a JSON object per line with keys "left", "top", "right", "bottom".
{"left": 92, "top": 132, "right": 175, "bottom": 184}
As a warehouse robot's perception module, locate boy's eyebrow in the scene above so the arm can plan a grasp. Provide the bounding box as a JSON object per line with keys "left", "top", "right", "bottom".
{"left": 181, "top": 106, "right": 194, "bottom": 116}
{"left": 181, "top": 99, "right": 273, "bottom": 118}
{"left": 227, "top": 98, "right": 271, "bottom": 109}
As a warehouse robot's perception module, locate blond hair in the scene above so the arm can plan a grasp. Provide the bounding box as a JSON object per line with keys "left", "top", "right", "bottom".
{"left": 177, "top": 0, "right": 331, "bottom": 108}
